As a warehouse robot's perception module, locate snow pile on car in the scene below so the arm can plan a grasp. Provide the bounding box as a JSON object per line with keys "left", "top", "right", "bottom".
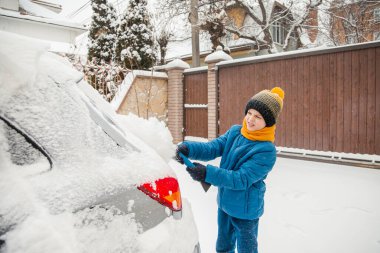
{"left": 0, "top": 31, "right": 198, "bottom": 253}
{"left": 116, "top": 114, "right": 176, "bottom": 163}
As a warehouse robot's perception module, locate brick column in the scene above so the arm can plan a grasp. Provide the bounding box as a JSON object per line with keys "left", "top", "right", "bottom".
{"left": 204, "top": 46, "right": 233, "bottom": 140}
{"left": 165, "top": 59, "right": 190, "bottom": 143}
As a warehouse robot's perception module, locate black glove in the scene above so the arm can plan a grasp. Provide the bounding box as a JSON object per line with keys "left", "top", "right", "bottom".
{"left": 186, "top": 162, "right": 207, "bottom": 182}
{"left": 175, "top": 144, "right": 189, "bottom": 164}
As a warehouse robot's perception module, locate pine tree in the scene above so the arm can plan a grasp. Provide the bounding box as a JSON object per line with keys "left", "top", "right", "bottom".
{"left": 88, "top": 0, "right": 118, "bottom": 63}
{"left": 116, "top": 0, "right": 156, "bottom": 70}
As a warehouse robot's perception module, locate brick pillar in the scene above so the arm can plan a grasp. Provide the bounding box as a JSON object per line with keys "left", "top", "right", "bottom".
{"left": 204, "top": 46, "right": 233, "bottom": 140}
{"left": 165, "top": 59, "right": 190, "bottom": 143}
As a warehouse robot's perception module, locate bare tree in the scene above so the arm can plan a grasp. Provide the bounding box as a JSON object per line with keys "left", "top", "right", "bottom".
{"left": 151, "top": 2, "right": 178, "bottom": 65}
{"left": 221, "top": 0, "right": 323, "bottom": 53}
{"left": 158, "top": 0, "right": 379, "bottom": 56}
{"left": 158, "top": 0, "right": 324, "bottom": 54}
{"left": 325, "top": 0, "right": 380, "bottom": 45}
{"left": 155, "top": 0, "right": 193, "bottom": 63}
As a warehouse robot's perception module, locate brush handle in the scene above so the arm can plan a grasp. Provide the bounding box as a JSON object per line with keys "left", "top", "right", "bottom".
{"left": 179, "top": 152, "right": 195, "bottom": 168}
{"left": 179, "top": 152, "right": 211, "bottom": 192}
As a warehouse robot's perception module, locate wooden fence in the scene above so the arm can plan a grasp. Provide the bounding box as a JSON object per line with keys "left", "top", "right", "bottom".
{"left": 217, "top": 42, "right": 380, "bottom": 155}
{"left": 180, "top": 41, "right": 380, "bottom": 155}
{"left": 183, "top": 69, "right": 208, "bottom": 138}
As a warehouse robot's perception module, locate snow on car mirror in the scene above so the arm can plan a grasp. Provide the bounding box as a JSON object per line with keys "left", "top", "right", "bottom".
{"left": 0, "top": 116, "right": 51, "bottom": 175}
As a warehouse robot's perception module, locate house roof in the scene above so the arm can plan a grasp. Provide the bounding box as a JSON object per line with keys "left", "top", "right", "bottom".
{"left": 0, "top": 8, "right": 86, "bottom": 31}
{"left": 20, "top": 0, "right": 61, "bottom": 17}
{"left": 30, "top": 0, "right": 62, "bottom": 12}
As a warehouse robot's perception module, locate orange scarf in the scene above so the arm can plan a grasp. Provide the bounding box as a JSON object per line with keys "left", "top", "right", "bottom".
{"left": 241, "top": 118, "right": 276, "bottom": 142}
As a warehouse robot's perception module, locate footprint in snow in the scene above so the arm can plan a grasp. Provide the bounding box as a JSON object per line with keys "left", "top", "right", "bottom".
{"left": 344, "top": 206, "right": 371, "bottom": 214}
{"left": 283, "top": 223, "right": 306, "bottom": 236}
{"left": 282, "top": 191, "right": 307, "bottom": 200}
{"left": 310, "top": 208, "right": 334, "bottom": 215}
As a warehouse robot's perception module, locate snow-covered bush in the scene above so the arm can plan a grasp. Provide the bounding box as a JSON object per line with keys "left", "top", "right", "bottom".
{"left": 88, "top": 0, "right": 118, "bottom": 63}
{"left": 83, "top": 60, "right": 128, "bottom": 102}
{"left": 115, "top": 0, "right": 156, "bottom": 70}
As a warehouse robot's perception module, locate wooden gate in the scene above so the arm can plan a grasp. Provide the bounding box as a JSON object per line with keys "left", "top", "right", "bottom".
{"left": 183, "top": 69, "right": 208, "bottom": 138}
{"left": 217, "top": 42, "right": 380, "bottom": 155}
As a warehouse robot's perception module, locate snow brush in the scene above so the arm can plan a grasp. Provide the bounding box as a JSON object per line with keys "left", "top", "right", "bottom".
{"left": 179, "top": 152, "right": 211, "bottom": 192}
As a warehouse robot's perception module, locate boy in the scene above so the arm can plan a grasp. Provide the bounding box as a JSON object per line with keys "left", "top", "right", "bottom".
{"left": 176, "top": 87, "right": 284, "bottom": 253}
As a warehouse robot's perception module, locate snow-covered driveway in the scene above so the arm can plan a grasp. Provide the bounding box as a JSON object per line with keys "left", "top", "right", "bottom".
{"left": 171, "top": 157, "right": 380, "bottom": 253}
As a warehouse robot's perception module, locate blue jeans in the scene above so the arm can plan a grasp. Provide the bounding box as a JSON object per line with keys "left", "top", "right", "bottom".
{"left": 216, "top": 208, "right": 259, "bottom": 253}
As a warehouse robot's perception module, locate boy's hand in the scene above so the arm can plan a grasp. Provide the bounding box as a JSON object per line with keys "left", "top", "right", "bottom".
{"left": 175, "top": 144, "right": 189, "bottom": 164}
{"left": 186, "top": 162, "right": 206, "bottom": 182}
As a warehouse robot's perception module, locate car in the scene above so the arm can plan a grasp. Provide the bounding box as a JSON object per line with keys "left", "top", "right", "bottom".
{"left": 0, "top": 31, "right": 200, "bottom": 253}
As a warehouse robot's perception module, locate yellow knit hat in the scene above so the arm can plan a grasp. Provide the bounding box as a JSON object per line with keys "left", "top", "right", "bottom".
{"left": 244, "top": 87, "right": 285, "bottom": 126}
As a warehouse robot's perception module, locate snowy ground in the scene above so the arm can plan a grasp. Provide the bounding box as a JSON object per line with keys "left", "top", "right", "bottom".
{"left": 170, "top": 156, "right": 380, "bottom": 253}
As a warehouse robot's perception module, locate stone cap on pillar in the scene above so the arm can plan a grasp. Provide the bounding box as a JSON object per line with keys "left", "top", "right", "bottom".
{"left": 165, "top": 59, "right": 190, "bottom": 71}
{"left": 205, "top": 46, "right": 233, "bottom": 64}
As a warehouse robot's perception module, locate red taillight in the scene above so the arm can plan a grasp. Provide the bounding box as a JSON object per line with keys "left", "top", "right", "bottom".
{"left": 137, "top": 177, "right": 182, "bottom": 211}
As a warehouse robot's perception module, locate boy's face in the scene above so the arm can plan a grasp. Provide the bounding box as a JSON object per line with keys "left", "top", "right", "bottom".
{"left": 245, "top": 109, "right": 266, "bottom": 131}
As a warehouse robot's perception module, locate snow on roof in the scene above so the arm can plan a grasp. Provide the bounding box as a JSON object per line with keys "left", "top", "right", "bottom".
{"left": 166, "top": 39, "right": 193, "bottom": 60}
{"left": 110, "top": 70, "right": 168, "bottom": 111}
{"left": 20, "top": 0, "right": 60, "bottom": 18}
{"left": 0, "top": 7, "right": 86, "bottom": 31}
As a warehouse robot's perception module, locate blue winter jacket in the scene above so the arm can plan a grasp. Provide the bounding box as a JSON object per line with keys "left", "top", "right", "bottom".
{"left": 184, "top": 125, "right": 277, "bottom": 220}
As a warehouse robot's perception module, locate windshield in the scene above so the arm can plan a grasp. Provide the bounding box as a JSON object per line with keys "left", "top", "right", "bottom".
{"left": 0, "top": 52, "right": 137, "bottom": 169}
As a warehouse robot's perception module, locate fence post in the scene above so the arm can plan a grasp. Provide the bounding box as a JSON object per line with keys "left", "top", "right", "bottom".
{"left": 204, "top": 46, "right": 233, "bottom": 140}
{"left": 165, "top": 59, "right": 190, "bottom": 143}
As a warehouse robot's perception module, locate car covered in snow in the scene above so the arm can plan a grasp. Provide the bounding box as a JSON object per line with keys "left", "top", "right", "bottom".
{"left": 0, "top": 31, "right": 200, "bottom": 253}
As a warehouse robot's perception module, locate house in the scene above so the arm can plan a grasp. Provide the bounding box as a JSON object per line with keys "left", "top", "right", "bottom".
{"left": 166, "top": 1, "right": 301, "bottom": 66}
{"left": 167, "top": 0, "right": 380, "bottom": 66}
{"left": 0, "top": 0, "right": 86, "bottom": 45}
{"left": 328, "top": 0, "right": 380, "bottom": 45}
{"left": 224, "top": 1, "right": 299, "bottom": 52}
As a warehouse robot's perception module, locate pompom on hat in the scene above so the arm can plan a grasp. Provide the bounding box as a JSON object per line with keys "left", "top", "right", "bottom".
{"left": 244, "top": 87, "right": 285, "bottom": 127}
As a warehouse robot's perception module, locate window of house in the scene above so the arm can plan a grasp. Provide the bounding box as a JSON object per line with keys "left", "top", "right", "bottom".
{"left": 344, "top": 13, "right": 357, "bottom": 44}
{"left": 271, "top": 21, "right": 285, "bottom": 45}
{"left": 374, "top": 31, "right": 380, "bottom": 41}
{"left": 347, "top": 34, "right": 358, "bottom": 44}
{"left": 374, "top": 8, "right": 380, "bottom": 22}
